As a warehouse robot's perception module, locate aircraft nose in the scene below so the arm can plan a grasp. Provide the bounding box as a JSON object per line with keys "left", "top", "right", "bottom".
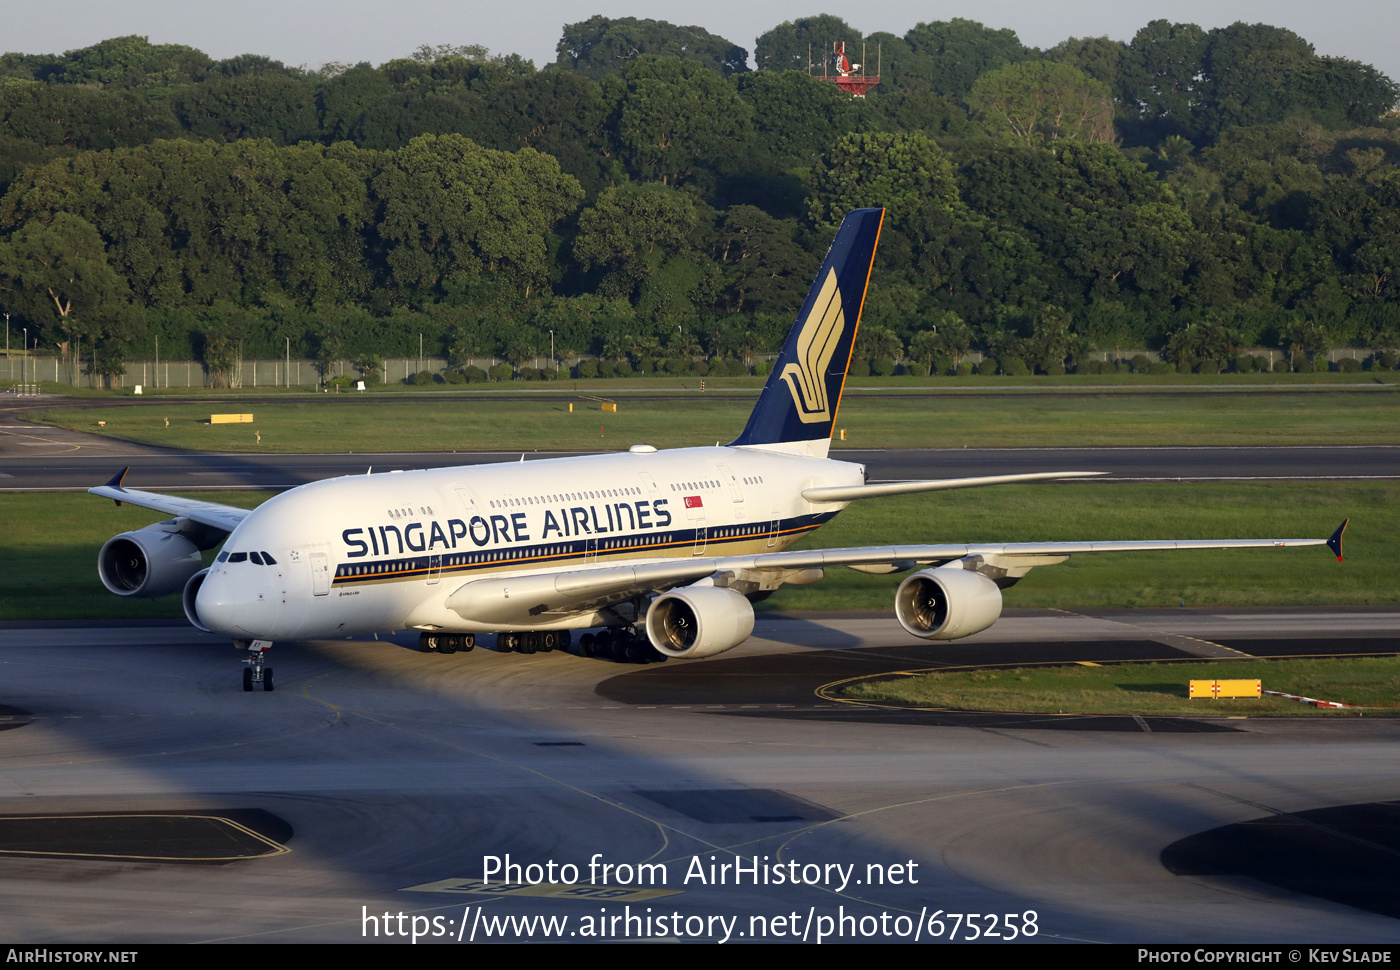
{"left": 195, "top": 571, "right": 279, "bottom": 638}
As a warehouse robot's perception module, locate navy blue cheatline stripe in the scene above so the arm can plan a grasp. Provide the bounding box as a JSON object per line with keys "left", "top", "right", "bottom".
{"left": 730, "top": 207, "right": 884, "bottom": 448}
{"left": 330, "top": 512, "right": 840, "bottom": 587}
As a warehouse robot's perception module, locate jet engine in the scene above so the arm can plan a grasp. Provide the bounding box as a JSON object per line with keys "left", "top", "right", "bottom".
{"left": 645, "top": 585, "right": 755, "bottom": 659}
{"left": 98, "top": 524, "right": 204, "bottom": 598}
{"left": 182, "top": 568, "right": 212, "bottom": 632}
{"left": 893, "top": 566, "right": 1003, "bottom": 640}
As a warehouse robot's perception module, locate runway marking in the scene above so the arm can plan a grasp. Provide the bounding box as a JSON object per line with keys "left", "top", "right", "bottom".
{"left": 0, "top": 427, "right": 80, "bottom": 453}
{"left": 761, "top": 780, "right": 1086, "bottom": 920}
{"left": 1076, "top": 661, "right": 1101, "bottom": 667}
{"left": 1132, "top": 715, "right": 1153, "bottom": 733}
{"left": 297, "top": 674, "right": 735, "bottom": 868}
{"left": 1050, "top": 608, "right": 1251, "bottom": 659}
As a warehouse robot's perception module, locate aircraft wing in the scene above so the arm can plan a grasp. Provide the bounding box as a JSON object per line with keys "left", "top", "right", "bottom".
{"left": 88, "top": 467, "right": 251, "bottom": 534}
{"left": 802, "top": 471, "right": 1104, "bottom": 503}
{"left": 444, "top": 527, "right": 1341, "bottom": 625}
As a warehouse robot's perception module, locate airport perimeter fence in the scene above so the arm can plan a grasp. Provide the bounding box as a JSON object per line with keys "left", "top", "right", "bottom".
{"left": 0, "top": 347, "right": 1390, "bottom": 390}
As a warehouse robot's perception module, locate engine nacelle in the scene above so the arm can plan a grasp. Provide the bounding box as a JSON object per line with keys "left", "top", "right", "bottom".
{"left": 645, "top": 585, "right": 755, "bottom": 659}
{"left": 894, "top": 566, "right": 1003, "bottom": 640}
{"left": 98, "top": 526, "right": 204, "bottom": 598}
{"left": 182, "top": 568, "right": 212, "bottom": 632}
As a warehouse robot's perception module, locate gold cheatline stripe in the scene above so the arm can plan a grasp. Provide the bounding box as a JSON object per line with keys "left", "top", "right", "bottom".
{"left": 333, "top": 521, "right": 826, "bottom": 588}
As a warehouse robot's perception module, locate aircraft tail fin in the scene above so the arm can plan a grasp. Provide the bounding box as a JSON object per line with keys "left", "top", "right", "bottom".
{"left": 729, "top": 208, "right": 883, "bottom": 458}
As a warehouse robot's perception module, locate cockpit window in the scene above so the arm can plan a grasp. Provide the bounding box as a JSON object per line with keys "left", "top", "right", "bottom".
{"left": 216, "top": 552, "right": 230, "bottom": 563}
{"left": 262, "top": 552, "right": 277, "bottom": 565}
{"left": 250, "top": 551, "right": 264, "bottom": 565}
{"left": 227, "top": 552, "right": 248, "bottom": 563}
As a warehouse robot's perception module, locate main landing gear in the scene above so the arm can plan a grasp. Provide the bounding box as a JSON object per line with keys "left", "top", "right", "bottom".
{"left": 238, "top": 639, "right": 274, "bottom": 692}
{"left": 496, "top": 631, "right": 569, "bottom": 654}
{"left": 577, "top": 628, "right": 668, "bottom": 664}
{"left": 420, "top": 632, "right": 476, "bottom": 654}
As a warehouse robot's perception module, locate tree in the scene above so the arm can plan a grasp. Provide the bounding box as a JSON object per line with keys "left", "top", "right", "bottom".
{"left": 899, "top": 19, "right": 1027, "bottom": 99}
{"left": 807, "top": 131, "right": 960, "bottom": 230}
{"left": 1121, "top": 20, "right": 1208, "bottom": 140}
{"left": 713, "top": 205, "right": 814, "bottom": 315}
{"left": 574, "top": 183, "right": 697, "bottom": 300}
{"left": 0, "top": 83, "right": 180, "bottom": 150}
{"left": 1045, "top": 36, "right": 1130, "bottom": 95}
{"left": 755, "top": 16, "right": 862, "bottom": 73}
{"left": 1, "top": 139, "right": 377, "bottom": 310}
{"left": 373, "top": 133, "right": 583, "bottom": 299}
{"left": 909, "top": 311, "right": 972, "bottom": 368}
{"left": 479, "top": 71, "right": 613, "bottom": 194}
{"left": 730, "top": 70, "right": 863, "bottom": 170}
{"left": 557, "top": 16, "right": 748, "bottom": 79}
{"left": 605, "top": 56, "right": 752, "bottom": 185}
{"left": 0, "top": 213, "right": 128, "bottom": 376}
{"left": 58, "top": 35, "right": 212, "bottom": 89}
{"left": 175, "top": 74, "right": 320, "bottom": 144}
{"left": 969, "top": 61, "right": 1116, "bottom": 148}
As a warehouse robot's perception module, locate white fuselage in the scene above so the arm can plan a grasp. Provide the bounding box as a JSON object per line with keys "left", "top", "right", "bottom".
{"left": 194, "top": 446, "right": 862, "bottom": 641}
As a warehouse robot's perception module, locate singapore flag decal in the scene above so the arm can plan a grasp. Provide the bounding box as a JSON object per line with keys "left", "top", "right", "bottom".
{"left": 684, "top": 495, "right": 703, "bottom": 509}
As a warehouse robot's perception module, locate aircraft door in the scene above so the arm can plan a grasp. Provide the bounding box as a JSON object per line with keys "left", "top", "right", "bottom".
{"left": 427, "top": 554, "right": 442, "bottom": 584}
{"left": 767, "top": 510, "right": 781, "bottom": 548}
{"left": 717, "top": 464, "right": 744, "bottom": 503}
{"left": 687, "top": 494, "right": 708, "bottom": 555}
{"left": 310, "top": 552, "right": 331, "bottom": 595}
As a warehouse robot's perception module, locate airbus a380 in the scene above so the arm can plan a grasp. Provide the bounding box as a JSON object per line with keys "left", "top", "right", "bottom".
{"left": 90, "top": 208, "right": 1345, "bottom": 691}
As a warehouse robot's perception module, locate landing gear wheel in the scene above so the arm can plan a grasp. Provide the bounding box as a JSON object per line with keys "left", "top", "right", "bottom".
{"left": 241, "top": 640, "right": 272, "bottom": 691}
{"left": 420, "top": 633, "right": 440, "bottom": 653}
{"left": 594, "top": 630, "right": 615, "bottom": 661}
{"left": 498, "top": 633, "right": 521, "bottom": 653}
{"left": 578, "top": 633, "right": 596, "bottom": 658}
{"left": 540, "top": 631, "right": 559, "bottom": 653}
{"left": 520, "top": 632, "right": 539, "bottom": 654}
{"left": 439, "top": 636, "right": 458, "bottom": 655}
{"left": 462, "top": 634, "right": 476, "bottom": 652}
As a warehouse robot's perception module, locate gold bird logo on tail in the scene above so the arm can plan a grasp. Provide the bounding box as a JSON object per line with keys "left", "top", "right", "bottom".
{"left": 779, "top": 269, "right": 844, "bottom": 424}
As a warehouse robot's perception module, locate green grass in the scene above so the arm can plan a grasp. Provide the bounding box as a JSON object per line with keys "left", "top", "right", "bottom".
{"left": 841, "top": 657, "right": 1400, "bottom": 715}
{"left": 0, "top": 492, "right": 271, "bottom": 620}
{"left": 1, "top": 481, "right": 1388, "bottom": 620}
{"left": 30, "top": 384, "right": 1400, "bottom": 452}
{"left": 777, "top": 480, "right": 1385, "bottom": 610}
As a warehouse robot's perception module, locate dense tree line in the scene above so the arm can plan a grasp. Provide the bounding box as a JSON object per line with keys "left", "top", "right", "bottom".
{"left": 0, "top": 16, "right": 1398, "bottom": 384}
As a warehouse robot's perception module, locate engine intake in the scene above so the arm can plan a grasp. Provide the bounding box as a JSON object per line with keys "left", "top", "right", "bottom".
{"left": 894, "top": 566, "right": 1003, "bottom": 640}
{"left": 645, "top": 585, "right": 755, "bottom": 659}
{"left": 98, "top": 526, "right": 204, "bottom": 598}
{"left": 182, "top": 568, "right": 212, "bottom": 632}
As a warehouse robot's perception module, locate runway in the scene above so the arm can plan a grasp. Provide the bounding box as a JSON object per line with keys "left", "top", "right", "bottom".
{"left": 3, "top": 440, "right": 1398, "bottom": 492}
{"left": 0, "top": 610, "right": 1396, "bottom": 943}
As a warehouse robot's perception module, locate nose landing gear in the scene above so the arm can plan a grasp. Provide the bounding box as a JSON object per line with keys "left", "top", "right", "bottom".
{"left": 237, "top": 639, "right": 274, "bottom": 691}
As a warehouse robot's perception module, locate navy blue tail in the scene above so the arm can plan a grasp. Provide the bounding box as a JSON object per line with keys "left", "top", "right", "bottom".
{"left": 730, "top": 208, "right": 883, "bottom": 451}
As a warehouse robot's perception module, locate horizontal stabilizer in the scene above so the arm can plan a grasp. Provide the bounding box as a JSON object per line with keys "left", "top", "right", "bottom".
{"left": 802, "top": 471, "right": 1106, "bottom": 504}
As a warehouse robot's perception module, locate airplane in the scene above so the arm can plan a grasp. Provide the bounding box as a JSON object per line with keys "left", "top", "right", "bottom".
{"left": 88, "top": 208, "right": 1346, "bottom": 691}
